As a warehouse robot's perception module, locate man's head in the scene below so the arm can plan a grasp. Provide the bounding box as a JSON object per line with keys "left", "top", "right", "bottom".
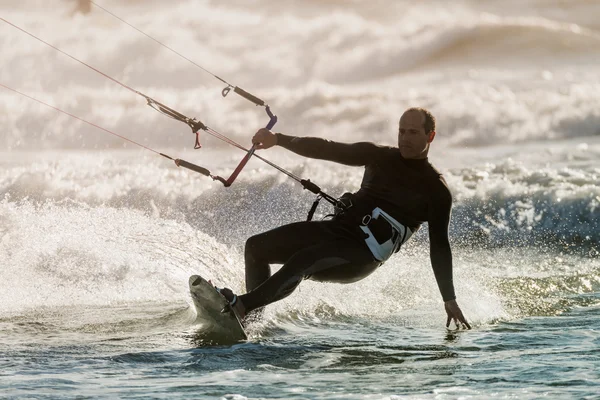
{"left": 397, "top": 107, "right": 436, "bottom": 159}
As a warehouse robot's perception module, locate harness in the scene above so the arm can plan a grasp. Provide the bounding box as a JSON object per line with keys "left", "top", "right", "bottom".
{"left": 316, "top": 193, "right": 412, "bottom": 262}
{"left": 359, "top": 207, "right": 412, "bottom": 262}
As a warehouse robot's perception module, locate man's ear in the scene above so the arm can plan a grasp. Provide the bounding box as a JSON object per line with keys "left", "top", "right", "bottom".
{"left": 427, "top": 131, "right": 436, "bottom": 143}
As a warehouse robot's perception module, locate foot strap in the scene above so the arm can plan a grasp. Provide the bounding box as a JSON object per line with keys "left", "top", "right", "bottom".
{"left": 220, "top": 295, "right": 240, "bottom": 315}
{"left": 214, "top": 285, "right": 239, "bottom": 313}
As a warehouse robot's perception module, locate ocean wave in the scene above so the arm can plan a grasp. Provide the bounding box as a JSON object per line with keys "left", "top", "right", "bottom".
{"left": 1, "top": 151, "right": 598, "bottom": 250}
{"left": 496, "top": 270, "right": 600, "bottom": 317}
{"left": 315, "top": 14, "right": 600, "bottom": 83}
{"left": 3, "top": 77, "right": 600, "bottom": 151}
{"left": 446, "top": 159, "right": 600, "bottom": 251}
{"left": 3, "top": 0, "right": 600, "bottom": 149}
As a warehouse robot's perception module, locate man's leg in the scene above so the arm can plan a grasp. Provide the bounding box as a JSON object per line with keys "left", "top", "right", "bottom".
{"left": 244, "top": 221, "right": 344, "bottom": 292}
{"left": 239, "top": 238, "right": 379, "bottom": 315}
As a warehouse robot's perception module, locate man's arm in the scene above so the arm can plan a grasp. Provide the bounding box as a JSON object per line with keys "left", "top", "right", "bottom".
{"left": 428, "top": 189, "right": 456, "bottom": 302}
{"left": 428, "top": 183, "right": 471, "bottom": 329}
{"left": 252, "top": 128, "right": 382, "bottom": 166}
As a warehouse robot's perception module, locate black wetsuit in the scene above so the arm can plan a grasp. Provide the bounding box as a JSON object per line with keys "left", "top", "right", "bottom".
{"left": 238, "top": 134, "right": 456, "bottom": 314}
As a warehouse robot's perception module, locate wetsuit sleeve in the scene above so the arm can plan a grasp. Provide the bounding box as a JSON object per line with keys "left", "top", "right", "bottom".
{"left": 275, "top": 133, "right": 382, "bottom": 166}
{"left": 428, "top": 182, "right": 456, "bottom": 302}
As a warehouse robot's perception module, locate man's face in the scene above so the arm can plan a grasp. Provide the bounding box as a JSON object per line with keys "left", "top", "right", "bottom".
{"left": 397, "top": 110, "right": 433, "bottom": 159}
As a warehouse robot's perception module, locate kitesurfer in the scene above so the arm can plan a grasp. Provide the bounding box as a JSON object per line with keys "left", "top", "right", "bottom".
{"left": 221, "top": 107, "right": 471, "bottom": 329}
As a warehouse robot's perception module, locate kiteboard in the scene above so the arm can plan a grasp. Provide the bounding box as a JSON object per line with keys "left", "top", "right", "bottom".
{"left": 188, "top": 275, "right": 247, "bottom": 343}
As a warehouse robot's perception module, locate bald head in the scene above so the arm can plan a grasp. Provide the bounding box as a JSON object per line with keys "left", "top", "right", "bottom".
{"left": 397, "top": 108, "right": 436, "bottom": 159}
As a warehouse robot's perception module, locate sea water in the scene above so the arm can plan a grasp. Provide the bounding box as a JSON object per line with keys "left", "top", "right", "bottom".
{"left": 1, "top": 0, "right": 599, "bottom": 398}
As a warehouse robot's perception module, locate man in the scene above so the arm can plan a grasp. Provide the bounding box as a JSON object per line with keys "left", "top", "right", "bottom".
{"left": 221, "top": 107, "right": 471, "bottom": 330}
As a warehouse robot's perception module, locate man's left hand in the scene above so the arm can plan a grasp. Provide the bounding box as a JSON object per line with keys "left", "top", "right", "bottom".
{"left": 445, "top": 299, "right": 471, "bottom": 330}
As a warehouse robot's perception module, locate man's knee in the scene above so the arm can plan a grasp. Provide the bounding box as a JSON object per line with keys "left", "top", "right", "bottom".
{"left": 245, "top": 233, "right": 267, "bottom": 260}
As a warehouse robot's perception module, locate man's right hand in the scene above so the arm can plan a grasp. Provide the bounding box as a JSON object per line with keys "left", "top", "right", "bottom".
{"left": 252, "top": 128, "right": 278, "bottom": 149}
{"left": 445, "top": 299, "right": 471, "bottom": 330}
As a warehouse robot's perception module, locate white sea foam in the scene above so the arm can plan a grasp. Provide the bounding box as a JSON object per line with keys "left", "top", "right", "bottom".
{"left": 0, "top": 197, "right": 246, "bottom": 314}
{"left": 1, "top": 0, "right": 598, "bottom": 324}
